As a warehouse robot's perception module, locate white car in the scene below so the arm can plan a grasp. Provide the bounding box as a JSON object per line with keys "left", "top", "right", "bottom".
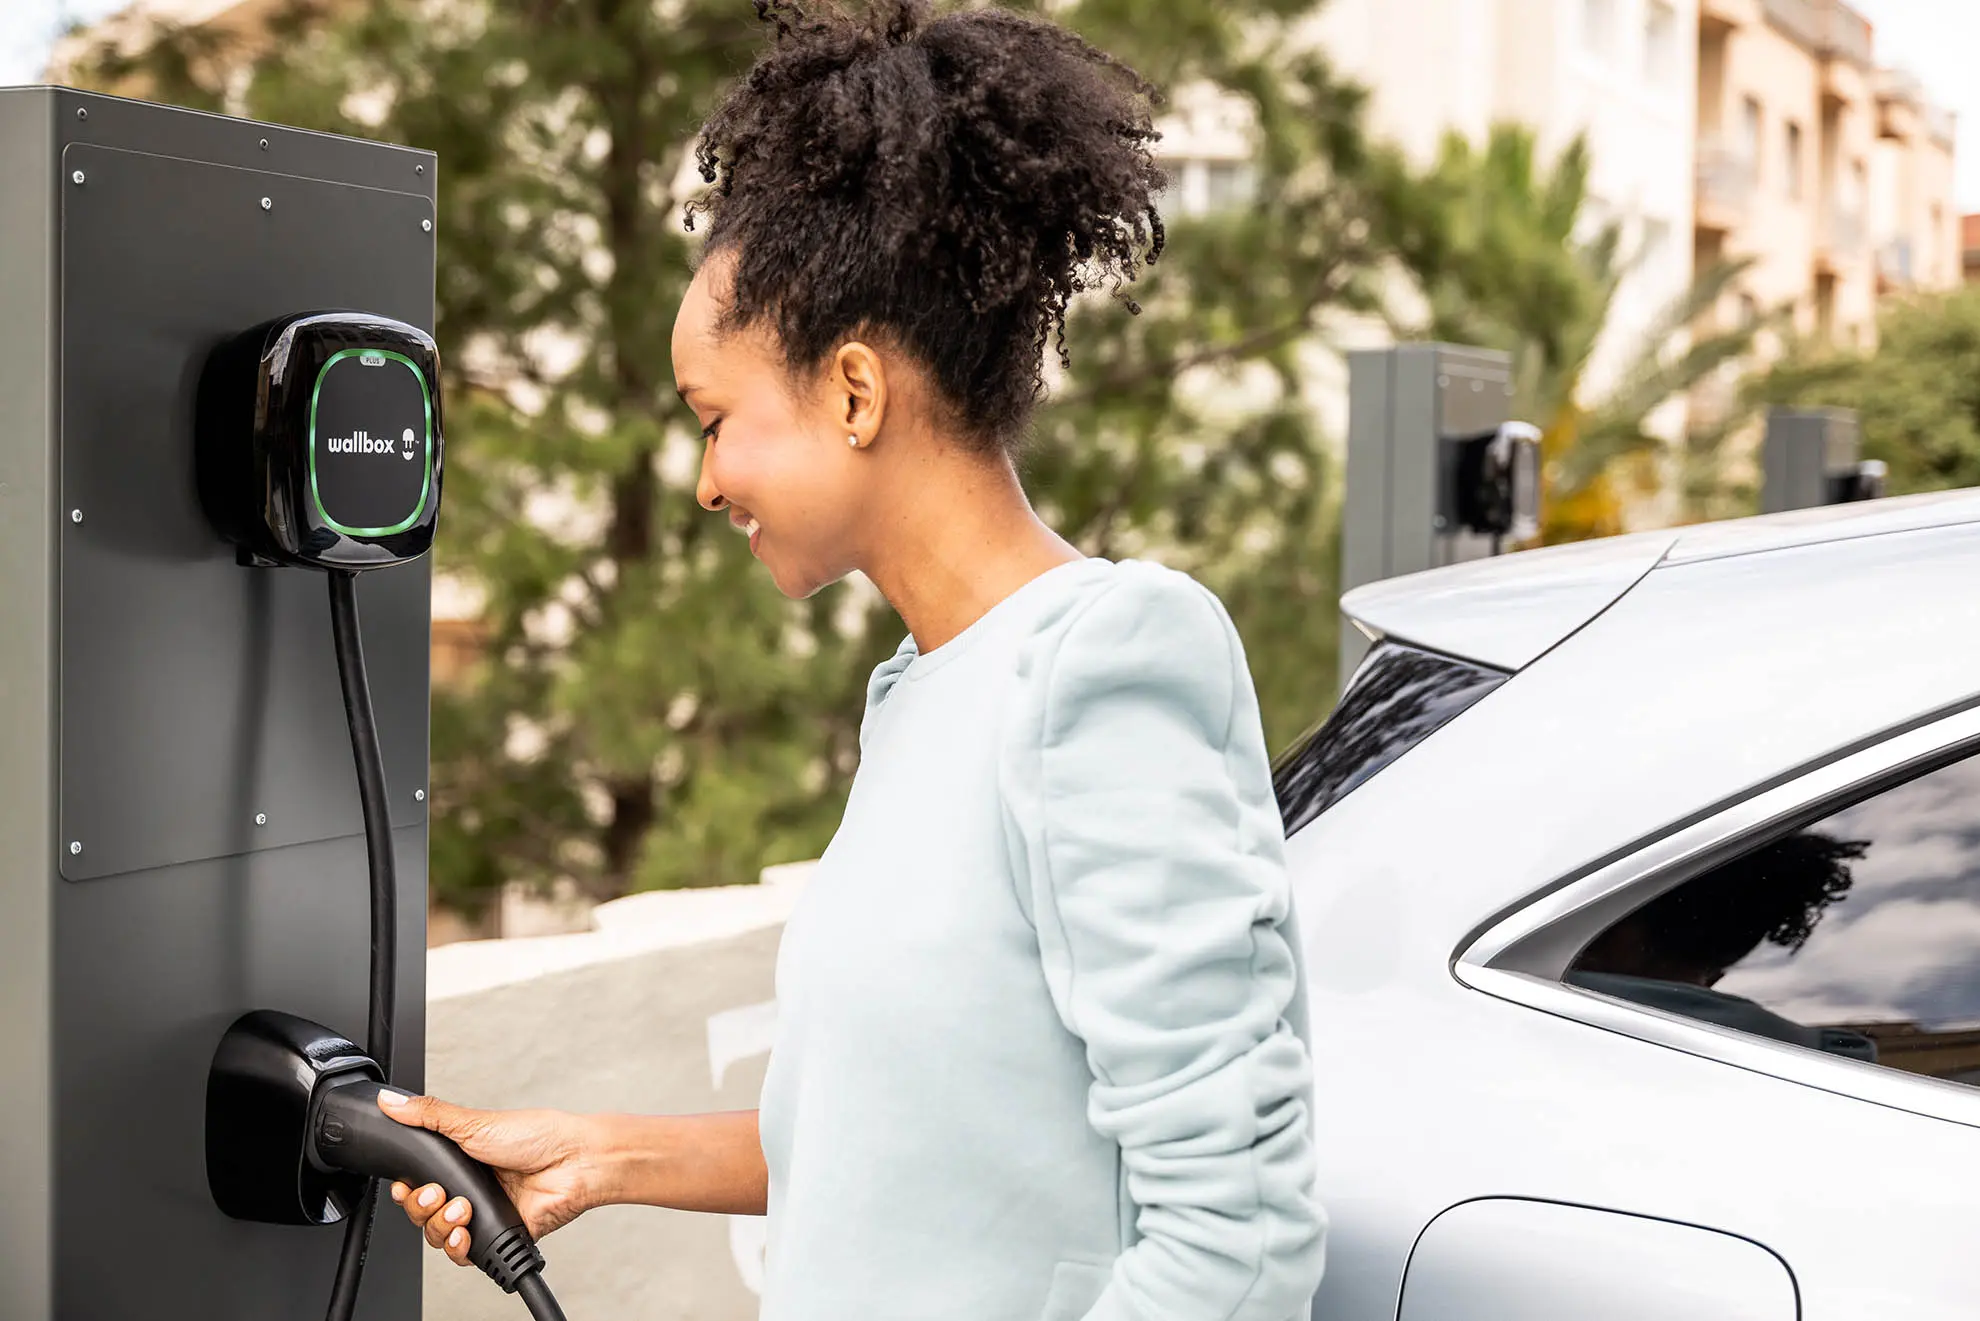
{"left": 1275, "top": 490, "right": 1980, "bottom": 1321}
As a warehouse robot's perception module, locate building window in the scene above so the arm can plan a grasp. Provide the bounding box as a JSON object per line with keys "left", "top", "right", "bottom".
{"left": 1567, "top": 749, "right": 1980, "bottom": 1090}
{"left": 1645, "top": 1, "right": 1678, "bottom": 84}
{"left": 1582, "top": 0, "right": 1615, "bottom": 57}
{"left": 1203, "top": 160, "right": 1257, "bottom": 212}
{"left": 1155, "top": 157, "right": 1257, "bottom": 220}
{"left": 1739, "top": 96, "right": 1763, "bottom": 184}
{"left": 1784, "top": 121, "right": 1803, "bottom": 199}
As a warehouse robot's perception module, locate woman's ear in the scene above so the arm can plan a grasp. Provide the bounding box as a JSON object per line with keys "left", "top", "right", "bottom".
{"left": 833, "top": 341, "right": 888, "bottom": 448}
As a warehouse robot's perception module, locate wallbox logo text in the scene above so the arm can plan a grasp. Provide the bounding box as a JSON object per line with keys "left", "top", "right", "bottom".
{"left": 327, "top": 427, "right": 420, "bottom": 461}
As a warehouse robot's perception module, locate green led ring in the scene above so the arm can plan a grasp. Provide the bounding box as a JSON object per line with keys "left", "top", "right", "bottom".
{"left": 306, "top": 348, "right": 434, "bottom": 537}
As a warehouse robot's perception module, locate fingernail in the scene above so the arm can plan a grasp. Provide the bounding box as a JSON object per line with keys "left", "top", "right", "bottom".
{"left": 419, "top": 1186, "right": 441, "bottom": 1209}
{"left": 378, "top": 1090, "right": 409, "bottom": 1107}
{"left": 445, "top": 1200, "right": 466, "bottom": 1223}
{"left": 448, "top": 1228, "right": 465, "bottom": 1249}
{"left": 390, "top": 1184, "right": 406, "bottom": 1203}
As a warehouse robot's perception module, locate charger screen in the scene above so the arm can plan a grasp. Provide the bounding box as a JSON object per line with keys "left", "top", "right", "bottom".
{"left": 308, "top": 349, "right": 432, "bottom": 536}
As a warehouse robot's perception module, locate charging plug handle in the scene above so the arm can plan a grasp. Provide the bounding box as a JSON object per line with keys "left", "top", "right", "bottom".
{"left": 310, "top": 1077, "right": 545, "bottom": 1293}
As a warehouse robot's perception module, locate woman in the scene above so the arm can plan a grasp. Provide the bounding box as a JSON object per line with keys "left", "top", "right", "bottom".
{"left": 380, "top": 2, "right": 1326, "bottom": 1317}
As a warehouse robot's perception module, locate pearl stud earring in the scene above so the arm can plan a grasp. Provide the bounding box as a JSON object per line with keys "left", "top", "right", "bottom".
{"left": 847, "top": 434, "right": 859, "bottom": 448}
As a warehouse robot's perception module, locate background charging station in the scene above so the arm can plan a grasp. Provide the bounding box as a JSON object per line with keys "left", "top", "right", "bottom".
{"left": 0, "top": 87, "right": 435, "bottom": 1319}
{"left": 1338, "top": 344, "right": 1530, "bottom": 685}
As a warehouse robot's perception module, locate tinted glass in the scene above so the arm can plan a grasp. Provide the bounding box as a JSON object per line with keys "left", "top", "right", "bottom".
{"left": 1273, "top": 641, "right": 1506, "bottom": 836}
{"left": 1569, "top": 752, "right": 1980, "bottom": 1086}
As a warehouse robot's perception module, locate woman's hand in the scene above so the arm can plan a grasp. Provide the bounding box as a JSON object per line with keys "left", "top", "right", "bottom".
{"left": 377, "top": 1091, "right": 600, "bottom": 1268}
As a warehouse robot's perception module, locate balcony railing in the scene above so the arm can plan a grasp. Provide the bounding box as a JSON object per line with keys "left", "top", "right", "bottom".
{"left": 1696, "top": 141, "right": 1756, "bottom": 221}
{"left": 1762, "top": 0, "right": 1873, "bottom": 66}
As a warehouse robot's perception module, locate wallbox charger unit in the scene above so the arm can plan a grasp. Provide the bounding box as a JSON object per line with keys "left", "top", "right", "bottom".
{"left": 0, "top": 88, "right": 565, "bottom": 1321}
{"left": 198, "top": 310, "right": 444, "bottom": 570}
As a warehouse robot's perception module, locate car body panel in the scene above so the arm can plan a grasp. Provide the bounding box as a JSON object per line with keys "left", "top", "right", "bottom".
{"left": 1291, "top": 503, "right": 1980, "bottom": 1321}
{"left": 1660, "top": 487, "right": 1980, "bottom": 566}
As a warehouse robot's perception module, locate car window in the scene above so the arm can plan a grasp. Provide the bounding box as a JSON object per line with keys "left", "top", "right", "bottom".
{"left": 1272, "top": 640, "right": 1506, "bottom": 836}
{"left": 1568, "top": 752, "right": 1980, "bottom": 1087}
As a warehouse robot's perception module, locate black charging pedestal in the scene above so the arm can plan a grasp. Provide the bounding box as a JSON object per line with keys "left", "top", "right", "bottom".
{"left": 0, "top": 87, "right": 434, "bottom": 1321}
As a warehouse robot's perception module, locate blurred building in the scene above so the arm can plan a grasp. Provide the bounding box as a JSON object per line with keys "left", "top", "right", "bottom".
{"left": 1963, "top": 214, "right": 1980, "bottom": 285}
{"left": 1308, "top": 0, "right": 1700, "bottom": 414}
{"left": 1693, "top": 0, "right": 1959, "bottom": 360}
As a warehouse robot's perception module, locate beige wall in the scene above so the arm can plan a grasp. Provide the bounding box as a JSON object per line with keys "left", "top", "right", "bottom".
{"left": 1869, "top": 71, "right": 1960, "bottom": 296}
{"left": 1696, "top": 1, "right": 1959, "bottom": 365}
{"left": 1698, "top": 8, "right": 1875, "bottom": 353}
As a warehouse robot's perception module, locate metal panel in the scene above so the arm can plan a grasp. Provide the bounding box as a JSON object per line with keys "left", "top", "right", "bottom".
{"left": 1342, "top": 350, "right": 1392, "bottom": 593}
{"left": 0, "top": 84, "right": 57, "bottom": 1321}
{"left": 1761, "top": 407, "right": 1858, "bottom": 514}
{"left": 1398, "top": 1200, "right": 1796, "bottom": 1321}
{"left": 1385, "top": 347, "right": 1440, "bottom": 579}
{"left": 52, "top": 85, "right": 436, "bottom": 200}
{"left": 55, "top": 831, "right": 428, "bottom": 1320}
{"left": 30, "top": 96, "right": 434, "bottom": 1321}
{"left": 58, "top": 141, "right": 434, "bottom": 881}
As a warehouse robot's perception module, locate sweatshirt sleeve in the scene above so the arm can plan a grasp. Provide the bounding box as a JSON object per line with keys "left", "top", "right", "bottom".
{"left": 998, "top": 563, "right": 1327, "bottom": 1321}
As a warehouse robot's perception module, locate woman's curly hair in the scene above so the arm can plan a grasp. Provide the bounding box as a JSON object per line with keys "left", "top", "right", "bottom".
{"left": 685, "top": 0, "right": 1166, "bottom": 451}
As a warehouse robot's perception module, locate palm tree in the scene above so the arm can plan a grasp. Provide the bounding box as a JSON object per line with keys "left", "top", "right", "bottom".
{"left": 1384, "top": 124, "right": 1764, "bottom": 542}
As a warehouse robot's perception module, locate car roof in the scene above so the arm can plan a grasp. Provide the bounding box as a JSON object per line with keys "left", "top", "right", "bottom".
{"left": 1341, "top": 489, "right": 1980, "bottom": 671}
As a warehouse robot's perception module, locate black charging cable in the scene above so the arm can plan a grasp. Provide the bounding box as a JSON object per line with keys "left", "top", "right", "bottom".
{"left": 322, "top": 569, "right": 569, "bottom": 1321}
{"left": 324, "top": 568, "right": 396, "bottom": 1321}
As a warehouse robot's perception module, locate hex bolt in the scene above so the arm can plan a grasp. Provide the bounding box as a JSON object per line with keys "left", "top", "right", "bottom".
{"left": 68, "top": 841, "right": 81, "bottom": 856}
{"left": 255, "top": 813, "right": 267, "bottom": 827}
{"left": 70, "top": 509, "right": 82, "bottom": 524}
{"left": 260, "top": 197, "right": 273, "bottom": 212}
{"left": 421, "top": 219, "right": 433, "bottom": 233}
{"left": 414, "top": 789, "right": 426, "bottom": 803}
{"left": 71, "top": 170, "right": 84, "bottom": 185}
{"left": 76, "top": 107, "right": 88, "bottom": 121}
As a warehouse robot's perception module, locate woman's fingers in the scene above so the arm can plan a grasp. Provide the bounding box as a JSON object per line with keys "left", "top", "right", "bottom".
{"left": 394, "top": 1181, "right": 475, "bottom": 1264}
{"left": 444, "top": 1221, "right": 473, "bottom": 1266}
{"left": 424, "top": 1195, "right": 472, "bottom": 1254}
{"left": 402, "top": 1182, "right": 447, "bottom": 1232}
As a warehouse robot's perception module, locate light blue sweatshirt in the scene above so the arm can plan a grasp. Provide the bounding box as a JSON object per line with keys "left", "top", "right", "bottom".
{"left": 756, "top": 557, "right": 1326, "bottom": 1321}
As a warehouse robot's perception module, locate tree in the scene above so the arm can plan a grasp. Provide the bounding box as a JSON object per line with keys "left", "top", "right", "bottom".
{"left": 1385, "top": 124, "right": 1763, "bottom": 542}
{"left": 73, "top": 0, "right": 1402, "bottom": 906}
{"left": 1750, "top": 286, "right": 1980, "bottom": 495}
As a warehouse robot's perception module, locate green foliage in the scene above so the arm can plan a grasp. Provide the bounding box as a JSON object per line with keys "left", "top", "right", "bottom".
{"left": 1749, "top": 286, "right": 1980, "bottom": 495}
{"left": 1387, "top": 123, "right": 1764, "bottom": 541}
{"left": 74, "top": 0, "right": 1387, "bottom": 905}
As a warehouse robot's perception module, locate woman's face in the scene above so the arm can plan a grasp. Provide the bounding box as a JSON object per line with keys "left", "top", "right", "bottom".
{"left": 671, "top": 250, "right": 874, "bottom": 600}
